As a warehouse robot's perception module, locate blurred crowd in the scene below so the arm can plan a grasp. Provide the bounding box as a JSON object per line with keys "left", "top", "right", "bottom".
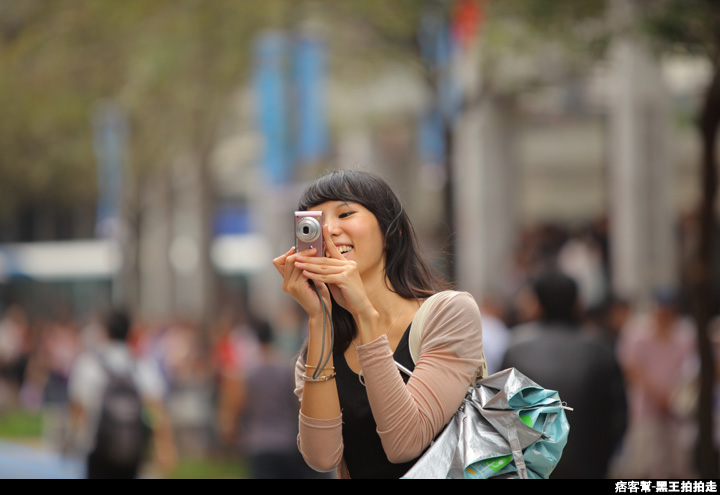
{"left": 0, "top": 296, "right": 324, "bottom": 478}
{"left": 0, "top": 216, "right": 717, "bottom": 479}
{"left": 481, "top": 216, "right": 715, "bottom": 479}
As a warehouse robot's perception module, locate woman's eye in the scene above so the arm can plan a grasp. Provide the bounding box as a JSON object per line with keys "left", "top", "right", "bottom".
{"left": 339, "top": 211, "right": 354, "bottom": 219}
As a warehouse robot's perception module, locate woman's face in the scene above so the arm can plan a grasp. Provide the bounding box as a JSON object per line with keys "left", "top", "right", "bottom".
{"left": 311, "top": 200, "right": 386, "bottom": 279}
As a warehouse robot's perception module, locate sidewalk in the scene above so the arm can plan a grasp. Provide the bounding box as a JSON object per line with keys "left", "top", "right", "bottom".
{"left": 0, "top": 440, "right": 84, "bottom": 479}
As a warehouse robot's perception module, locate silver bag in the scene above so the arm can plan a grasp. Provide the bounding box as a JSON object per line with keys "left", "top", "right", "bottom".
{"left": 402, "top": 367, "right": 571, "bottom": 479}
{"left": 402, "top": 292, "right": 570, "bottom": 479}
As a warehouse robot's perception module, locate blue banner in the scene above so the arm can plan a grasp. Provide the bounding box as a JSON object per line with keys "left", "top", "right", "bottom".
{"left": 253, "top": 32, "right": 291, "bottom": 185}
{"left": 91, "top": 101, "right": 127, "bottom": 239}
{"left": 293, "top": 35, "right": 328, "bottom": 166}
{"left": 213, "top": 205, "right": 252, "bottom": 236}
{"left": 416, "top": 8, "right": 462, "bottom": 169}
{"left": 418, "top": 108, "right": 446, "bottom": 166}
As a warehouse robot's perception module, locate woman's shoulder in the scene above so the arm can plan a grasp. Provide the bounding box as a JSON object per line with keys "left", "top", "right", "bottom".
{"left": 409, "top": 290, "right": 482, "bottom": 361}
{"left": 422, "top": 290, "right": 480, "bottom": 315}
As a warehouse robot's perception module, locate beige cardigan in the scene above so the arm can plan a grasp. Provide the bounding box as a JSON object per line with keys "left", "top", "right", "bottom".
{"left": 294, "top": 291, "right": 485, "bottom": 478}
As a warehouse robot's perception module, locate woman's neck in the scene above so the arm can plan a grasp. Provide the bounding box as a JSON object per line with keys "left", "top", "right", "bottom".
{"left": 360, "top": 274, "right": 406, "bottom": 324}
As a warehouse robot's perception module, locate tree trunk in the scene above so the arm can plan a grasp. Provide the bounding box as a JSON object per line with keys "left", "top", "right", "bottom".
{"left": 197, "top": 149, "right": 216, "bottom": 352}
{"left": 692, "top": 56, "right": 720, "bottom": 480}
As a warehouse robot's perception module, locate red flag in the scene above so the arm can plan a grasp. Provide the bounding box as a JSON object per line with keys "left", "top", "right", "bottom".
{"left": 452, "top": 0, "right": 484, "bottom": 48}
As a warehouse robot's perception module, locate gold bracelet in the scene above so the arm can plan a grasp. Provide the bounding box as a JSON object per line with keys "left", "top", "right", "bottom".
{"left": 301, "top": 371, "right": 337, "bottom": 382}
{"left": 304, "top": 365, "right": 335, "bottom": 372}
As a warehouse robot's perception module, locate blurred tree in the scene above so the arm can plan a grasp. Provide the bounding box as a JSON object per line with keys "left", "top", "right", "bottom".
{"left": 0, "top": 0, "right": 114, "bottom": 219}
{"left": 0, "top": 0, "right": 285, "bottom": 335}
{"left": 642, "top": 0, "right": 720, "bottom": 479}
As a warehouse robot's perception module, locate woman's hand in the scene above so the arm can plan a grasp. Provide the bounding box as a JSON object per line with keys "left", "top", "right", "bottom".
{"left": 273, "top": 246, "right": 331, "bottom": 319}
{"left": 293, "top": 225, "right": 375, "bottom": 320}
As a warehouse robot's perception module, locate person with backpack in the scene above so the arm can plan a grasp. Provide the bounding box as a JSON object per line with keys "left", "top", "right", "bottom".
{"left": 67, "top": 309, "right": 176, "bottom": 479}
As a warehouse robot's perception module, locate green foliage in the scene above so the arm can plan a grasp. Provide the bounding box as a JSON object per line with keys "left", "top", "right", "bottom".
{"left": 487, "top": 0, "right": 607, "bottom": 28}
{"left": 642, "top": 0, "right": 720, "bottom": 58}
{"left": 0, "top": 409, "right": 44, "bottom": 439}
{"left": 166, "top": 456, "right": 250, "bottom": 479}
{"left": 0, "top": 0, "right": 279, "bottom": 215}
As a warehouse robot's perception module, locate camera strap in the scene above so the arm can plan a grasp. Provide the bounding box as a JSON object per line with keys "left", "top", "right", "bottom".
{"left": 310, "top": 281, "right": 334, "bottom": 379}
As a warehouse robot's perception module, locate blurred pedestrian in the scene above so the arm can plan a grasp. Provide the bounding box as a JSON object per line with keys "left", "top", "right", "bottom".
{"left": 558, "top": 226, "right": 607, "bottom": 312}
{"left": 67, "top": 308, "right": 176, "bottom": 479}
{"left": 0, "top": 304, "right": 29, "bottom": 410}
{"left": 613, "top": 289, "right": 698, "bottom": 479}
{"left": 479, "top": 295, "right": 511, "bottom": 375}
{"left": 273, "top": 170, "right": 485, "bottom": 479}
{"left": 502, "top": 269, "right": 627, "bottom": 479}
{"left": 37, "top": 314, "right": 81, "bottom": 450}
{"left": 587, "top": 295, "right": 631, "bottom": 353}
{"left": 236, "top": 319, "right": 322, "bottom": 479}
{"left": 214, "top": 311, "right": 260, "bottom": 451}
{"left": 158, "top": 318, "right": 214, "bottom": 456}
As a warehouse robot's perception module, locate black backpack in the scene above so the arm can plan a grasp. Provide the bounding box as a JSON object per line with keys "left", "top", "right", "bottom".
{"left": 92, "top": 354, "right": 151, "bottom": 469}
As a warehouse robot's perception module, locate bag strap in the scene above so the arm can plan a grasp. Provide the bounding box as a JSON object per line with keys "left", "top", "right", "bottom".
{"left": 407, "top": 290, "right": 488, "bottom": 383}
{"left": 95, "top": 350, "right": 137, "bottom": 381}
{"left": 408, "top": 291, "right": 451, "bottom": 365}
{"left": 507, "top": 426, "right": 529, "bottom": 479}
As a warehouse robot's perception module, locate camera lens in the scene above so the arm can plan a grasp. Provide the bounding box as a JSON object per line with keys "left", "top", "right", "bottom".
{"left": 296, "top": 217, "right": 321, "bottom": 242}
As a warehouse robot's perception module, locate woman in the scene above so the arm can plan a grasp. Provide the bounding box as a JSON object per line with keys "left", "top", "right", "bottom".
{"left": 273, "top": 170, "right": 484, "bottom": 479}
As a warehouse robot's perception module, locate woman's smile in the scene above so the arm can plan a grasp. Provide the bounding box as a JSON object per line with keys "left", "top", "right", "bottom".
{"left": 332, "top": 245, "right": 354, "bottom": 257}
{"left": 312, "top": 200, "right": 385, "bottom": 277}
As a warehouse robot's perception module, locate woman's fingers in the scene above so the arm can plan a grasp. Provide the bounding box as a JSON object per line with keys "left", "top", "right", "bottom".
{"left": 273, "top": 247, "right": 334, "bottom": 319}
{"left": 275, "top": 247, "right": 315, "bottom": 293}
{"left": 274, "top": 247, "right": 321, "bottom": 275}
{"left": 295, "top": 256, "right": 358, "bottom": 287}
{"left": 294, "top": 255, "right": 354, "bottom": 278}
{"left": 272, "top": 247, "right": 295, "bottom": 275}
{"left": 322, "top": 224, "right": 344, "bottom": 260}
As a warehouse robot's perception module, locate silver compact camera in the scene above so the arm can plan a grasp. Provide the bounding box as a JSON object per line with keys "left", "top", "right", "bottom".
{"left": 294, "top": 211, "right": 324, "bottom": 257}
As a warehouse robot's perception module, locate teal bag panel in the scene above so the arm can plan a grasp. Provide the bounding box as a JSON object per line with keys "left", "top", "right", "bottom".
{"left": 463, "top": 408, "right": 569, "bottom": 479}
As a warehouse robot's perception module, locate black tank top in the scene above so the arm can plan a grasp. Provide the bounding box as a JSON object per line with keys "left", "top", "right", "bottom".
{"left": 335, "top": 324, "right": 420, "bottom": 479}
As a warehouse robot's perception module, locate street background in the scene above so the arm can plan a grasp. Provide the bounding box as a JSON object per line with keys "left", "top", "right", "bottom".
{"left": 0, "top": 0, "right": 718, "bottom": 479}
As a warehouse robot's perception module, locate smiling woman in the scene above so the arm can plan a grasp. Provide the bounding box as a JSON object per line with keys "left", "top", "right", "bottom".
{"left": 272, "top": 170, "right": 486, "bottom": 479}
{"left": 292, "top": 171, "right": 445, "bottom": 354}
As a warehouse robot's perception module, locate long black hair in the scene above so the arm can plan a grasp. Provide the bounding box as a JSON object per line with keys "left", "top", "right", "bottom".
{"left": 298, "top": 170, "right": 448, "bottom": 355}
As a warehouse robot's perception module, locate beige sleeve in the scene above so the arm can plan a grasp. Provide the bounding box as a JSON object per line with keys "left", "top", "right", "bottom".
{"left": 294, "top": 356, "right": 345, "bottom": 473}
{"left": 294, "top": 291, "right": 485, "bottom": 471}
{"left": 357, "top": 291, "right": 485, "bottom": 463}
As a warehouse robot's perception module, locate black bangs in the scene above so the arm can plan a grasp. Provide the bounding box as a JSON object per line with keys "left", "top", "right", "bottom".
{"left": 298, "top": 170, "right": 382, "bottom": 212}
